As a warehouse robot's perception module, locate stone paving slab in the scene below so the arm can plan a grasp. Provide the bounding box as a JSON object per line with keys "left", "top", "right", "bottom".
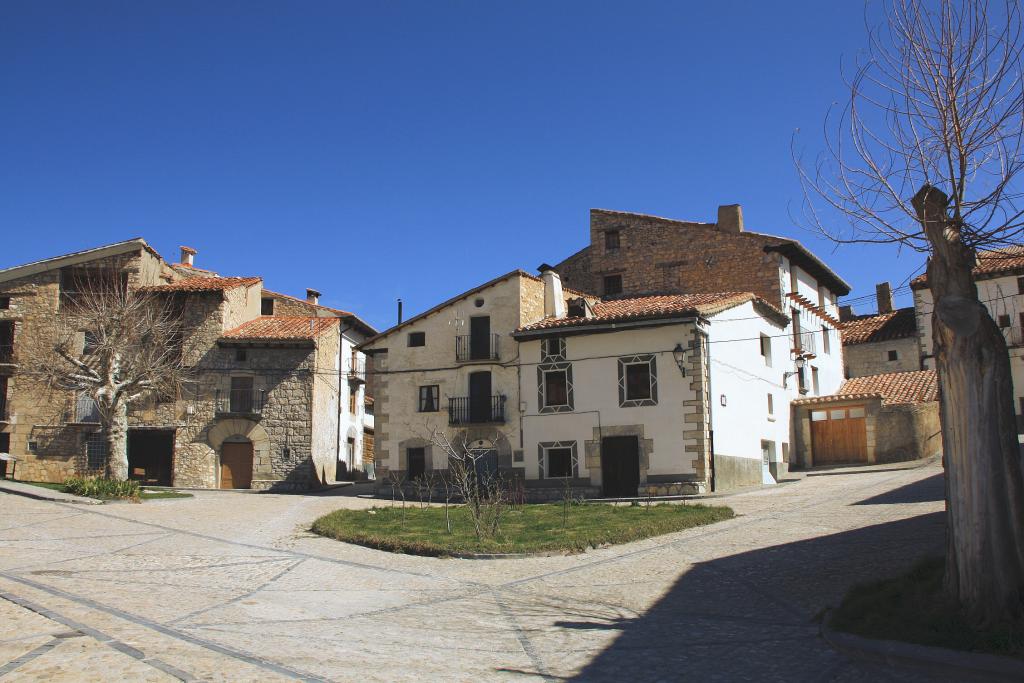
{"left": 0, "top": 464, "right": 951, "bottom": 681}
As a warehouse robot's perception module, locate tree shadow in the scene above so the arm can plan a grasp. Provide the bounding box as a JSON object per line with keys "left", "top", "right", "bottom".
{"left": 852, "top": 473, "right": 945, "bottom": 505}
{"left": 563, "top": 507, "right": 946, "bottom": 681}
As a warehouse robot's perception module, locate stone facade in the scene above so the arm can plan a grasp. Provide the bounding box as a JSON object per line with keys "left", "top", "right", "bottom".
{"left": 843, "top": 336, "right": 921, "bottom": 378}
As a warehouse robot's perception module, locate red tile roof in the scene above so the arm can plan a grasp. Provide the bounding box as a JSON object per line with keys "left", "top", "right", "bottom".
{"left": 142, "top": 276, "right": 262, "bottom": 292}
{"left": 221, "top": 316, "right": 339, "bottom": 341}
{"left": 794, "top": 370, "right": 937, "bottom": 406}
{"left": 841, "top": 308, "right": 917, "bottom": 345}
{"left": 516, "top": 292, "right": 775, "bottom": 333}
{"left": 912, "top": 245, "right": 1024, "bottom": 288}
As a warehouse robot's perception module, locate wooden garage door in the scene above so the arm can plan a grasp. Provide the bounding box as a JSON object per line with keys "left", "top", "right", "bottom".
{"left": 220, "top": 442, "right": 253, "bottom": 489}
{"left": 810, "top": 405, "right": 868, "bottom": 465}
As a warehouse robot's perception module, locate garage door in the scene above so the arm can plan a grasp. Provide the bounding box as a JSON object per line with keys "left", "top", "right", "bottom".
{"left": 810, "top": 405, "right": 868, "bottom": 465}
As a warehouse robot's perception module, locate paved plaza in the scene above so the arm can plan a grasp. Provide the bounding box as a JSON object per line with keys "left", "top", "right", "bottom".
{"left": 0, "top": 463, "right": 947, "bottom": 681}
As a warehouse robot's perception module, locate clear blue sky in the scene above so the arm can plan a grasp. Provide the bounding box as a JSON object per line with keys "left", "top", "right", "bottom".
{"left": 1, "top": 1, "right": 922, "bottom": 330}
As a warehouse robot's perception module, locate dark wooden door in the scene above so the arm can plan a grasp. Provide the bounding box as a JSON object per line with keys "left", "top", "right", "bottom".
{"left": 601, "top": 436, "right": 640, "bottom": 497}
{"left": 220, "top": 442, "right": 253, "bottom": 489}
{"left": 470, "top": 316, "right": 491, "bottom": 360}
{"left": 810, "top": 406, "right": 868, "bottom": 465}
{"left": 469, "top": 371, "right": 492, "bottom": 422}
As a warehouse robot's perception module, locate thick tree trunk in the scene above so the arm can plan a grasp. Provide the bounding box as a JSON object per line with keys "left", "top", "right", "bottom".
{"left": 913, "top": 185, "right": 1024, "bottom": 626}
{"left": 104, "top": 403, "right": 130, "bottom": 481}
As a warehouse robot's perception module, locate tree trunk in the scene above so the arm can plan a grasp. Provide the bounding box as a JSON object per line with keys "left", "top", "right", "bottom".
{"left": 105, "top": 402, "right": 130, "bottom": 481}
{"left": 913, "top": 185, "right": 1024, "bottom": 626}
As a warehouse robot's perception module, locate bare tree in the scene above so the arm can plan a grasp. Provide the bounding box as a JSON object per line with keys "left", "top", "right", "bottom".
{"left": 429, "top": 428, "right": 509, "bottom": 541}
{"left": 20, "top": 280, "right": 189, "bottom": 481}
{"left": 797, "top": 0, "right": 1024, "bottom": 625}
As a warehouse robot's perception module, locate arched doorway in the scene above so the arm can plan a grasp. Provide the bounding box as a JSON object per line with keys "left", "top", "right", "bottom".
{"left": 220, "top": 435, "right": 253, "bottom": 489}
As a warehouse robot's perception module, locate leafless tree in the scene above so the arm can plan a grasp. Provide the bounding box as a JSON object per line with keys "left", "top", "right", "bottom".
{"left": 19, "top": 279, "right": 190, "bottom": 481}
{"left": 430, "top": 428, "right": 509, "bottom": 541}
{"left": 796, "top": 0, "right": 1024, "bottom": 625}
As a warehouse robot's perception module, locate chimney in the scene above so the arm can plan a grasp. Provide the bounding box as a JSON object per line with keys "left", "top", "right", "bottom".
{"left": 876, "top": 282, "right": 894, "bottom": 314}
{"left": 179, "top": 246, "right": 196, "bottom": 267}
{"left": 717, "top": 204, "right": 744, "bottom": 233}
{"left": 839, "top": 305, "right": 854, "bottom": 322}
{"left": 538, "top": 264, "right": 566, "bottom": 318}
{"left": 306, "top": 288, "right": 321, "bottom": 305}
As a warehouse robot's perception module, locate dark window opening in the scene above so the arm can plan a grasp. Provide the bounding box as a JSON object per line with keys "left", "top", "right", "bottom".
{"left": 887, "top": 349, "right": 899, "bottom": 361}
{"left": 418, "top": 385, "right": 439, "bottom": 412}
{"left": 625, "top": 363, "right": 652, "bottom": 400}
{"left": 230, "top": 376, "right": 255, "bottom": 412}
{"left": 60, "top": 267, "right": 127, "bottom": 311}
{"left": 822, "top": 325, "right": 831, "bottom": 354}
{"left": 83, "top": 330, "right": 99, "bottom": 354}
{"left": 547, "top": 447, "right": 573, "bottom": 478}
{"left": 543, "top": 370, "right": 569, "bottom": 407}
{"left": 86, "top": 431, "right": 107, "bottom": 471}
{"left": 0, "top": 321, "right": 14, "bottom": 362}
{"left": 541, "top": 337, "right": 565, "bottom": 360}
{"left": 1018, "top": 277, "right": 1024, "bottom": 295}
{"left": 999, "top": 314, "right": 1011, "bottom": 328}
{"left": 408, "top": 331, "right": 426, "bottom": 347}
{"left": 261, "top": 298, "right": 275, "bottom": 315}
{"left": 0, "top": 296, "right": 9, "bottom": 310}
{"left": 605, "top": 230, "right": 620, "bottom": 251}
{"left": 235, "top": 348, "right": 247, "bottom": 362}
{"left": 603, "top": 274, "right": 623, "bottom": 296}
{"left": 407, "top": 447, "right": 425, "bottom": 479}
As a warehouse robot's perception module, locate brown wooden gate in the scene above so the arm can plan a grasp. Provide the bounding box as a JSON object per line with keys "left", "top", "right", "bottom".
{"left": 220, "top": 441, "right": 253, "bottom": 489}
{"left": 810, "top": 405, "right": 868, "bottom": 465}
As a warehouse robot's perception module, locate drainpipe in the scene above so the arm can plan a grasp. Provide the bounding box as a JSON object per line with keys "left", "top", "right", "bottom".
{"left": 700, "top": 327, "right": 716, "bottom": 492}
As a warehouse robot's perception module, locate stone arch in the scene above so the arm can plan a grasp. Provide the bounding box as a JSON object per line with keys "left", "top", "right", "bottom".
{"left": 207, "top": 419, "right": 271, "bottom": 477}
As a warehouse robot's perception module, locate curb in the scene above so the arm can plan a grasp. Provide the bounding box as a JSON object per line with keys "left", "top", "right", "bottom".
{"left": 0, "top": 484, "right": 103, "bottom": 506}
{"left": 821, "top": 614, "right": 1024, "bottom": 682}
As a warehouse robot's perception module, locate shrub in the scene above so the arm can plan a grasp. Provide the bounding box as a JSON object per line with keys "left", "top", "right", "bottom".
{"left": 64, "top": 477, "right": 140, "bottom": 500}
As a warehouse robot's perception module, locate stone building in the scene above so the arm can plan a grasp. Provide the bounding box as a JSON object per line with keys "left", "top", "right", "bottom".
{"left": 792, "top": 370, "right": 940, "bottom": 467}
{"left": 840, "top": 282, "right": 920, "bottom": 378}
{"left": 0, "top": 239, "right": 375, "bottom": 489}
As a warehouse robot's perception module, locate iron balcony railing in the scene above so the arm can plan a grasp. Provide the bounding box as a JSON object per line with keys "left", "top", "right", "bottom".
{"left": 793, "top": 329, "right": 818, "bottom": 357}
{"left": 455, "top": 333, "right": 500, "bottom": 362}
{"left": 215, "top": 389, "right": 265, "bottom": 415}
{"left": 448, "top": 395, "right": 506, "bottom": 425}
{"left": 75, "top": 395, "right": 101, "bottom": 423}
{"left": 346, "top": 356, "right": 367, "bottom": 382}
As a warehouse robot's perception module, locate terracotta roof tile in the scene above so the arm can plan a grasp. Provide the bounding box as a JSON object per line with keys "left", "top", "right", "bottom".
{"left": 516, "top": 292, "right": 769, "bottom": 333}
{"left": 221, "top": 316, "right": 339, "bottom": 341}
{"left": 912, "top": 245, "right": 1024, "bottom": 288}
{"left": 841, "top": 308, "right": 917, "bottom": 345}
{"left": 142, "top": 276, "right": 262, "bottom": 292}
{"left": 794, "top": 370, "right": 937, "bottom": 406}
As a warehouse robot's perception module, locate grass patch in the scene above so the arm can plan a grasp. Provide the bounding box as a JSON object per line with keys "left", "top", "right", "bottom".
{"left": 139, "top": 489, "right": 193, "bottom": 500}
{"left": 16, "top": 480, "right": 68, "bottom": 492}
{"left": 64, "top": 477, "right": 140, "bottom": 501}
{"left": 830, "top": 556, "right": 1024, "bottom": 659}
{"left": 311, "top": 502, "right": 733, "bottom": 556}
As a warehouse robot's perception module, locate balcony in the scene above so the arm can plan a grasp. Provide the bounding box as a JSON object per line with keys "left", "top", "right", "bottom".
{"left": 346, "top": 356, "right": 366, "bottom": 383}
{"left": 215, "top": 389, "right": 265, "bottom": 416}
{"left": 456, "top": 334, "right": 500, "bottom": 362}
{"left": 448, "top": 395, "right": 506, "bottom": 425}
{"left": 73, "top": 395, "right": 101, "bottom": 423}
{"left": 792, "top": 330, "right": 818, "bottom": 357}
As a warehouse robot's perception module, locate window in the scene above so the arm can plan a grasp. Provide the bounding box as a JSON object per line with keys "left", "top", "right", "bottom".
{"left": 83, "top": 330, "right": 99, "bottom": 354}
{"left": 349, "top": 389, "right": 358, "bottom": 413}
{"left": 812, "top": 366, "right": 820, "bottom": 394}
{"left": 811, "top": 410, "right": 828, "bottom": 421}
{"left": 767, "top": 393, "right": 774, "bottom": 416}
{"left": 408, "top": 331, "right": 426, "bottom": 347}
{"left": 546, "top": 448, "right": 573, "bottom": 478}
{"left": 999, "top": 314, "right": 1011, "bottom": 328}
{"left": 603, "top": 274, "right": 623, "bottom": 296}
{"left": 791, "top": 309, "right": 802, "bottom": 351}
{"left": 759, "top": 334, "right": 772, "bottom": 367}
{"left": 407, "top": 447, "right": 425, "bottom": 480}
{"left": 822, "top": 325, "right": 831, "bottom": 354}
{"left": 85, "top": 431, "right": 107, "bottom": 471}
{"left": 1019, "top": 398, "right": 1024, "bottom": 415}
{"left": 541, "top": 337, "right": 566, "bottom": 362}
{"left": 605, "top": 230, "right": 620, "bottom": 251}
{"left": 261, "top": 297, "right": 274, "bottom": 315}
{"left": 230, "top": 376, "right": 254, "bottom": 412}
{"left": 235, "top": 348, "right": 247, "bottom": 362}
{"left": 887, "top": 349, "right": 899, "bottom": 361}
{"left": 0, "top": 296, "right": 8, "bottom": 310}
{"left": 418, "top": 385, "right": 439, "bottom": 412}
{"left": 849, "top": 406, "right": 866, "bottom": 418}
{"left": 28, "top": 441, "right": 38, "bottom": 453}
{"left": 830, "top": 409, "right": 846, "bottom": 420}
{"left": 618, "top": 355, "right": 658, "bottom": 407}
{"left": 1018, "top": 277, "right": 1024, "bottom": 295}
{"left": 538, "top": 363, "right": 573, "bottom": 413}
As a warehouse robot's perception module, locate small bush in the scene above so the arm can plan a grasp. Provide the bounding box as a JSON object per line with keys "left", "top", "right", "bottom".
{"left": 64, "top": 477, "right": 140, "bottom": 500}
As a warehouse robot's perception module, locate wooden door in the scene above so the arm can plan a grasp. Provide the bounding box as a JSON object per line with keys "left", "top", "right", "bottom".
{"left": 810, "top": 405, "right": 868, "bottom": 465}
{"left": 220, "top": 442, "right": 253, "bottom": 489}
{"left": 601, "top": 436, "right": 640, "bottom": 497}
{"left": 470, "top": 316, "right": 491, "bottom": 360}
{"left": 469, "top": 371, "right": 492, "bottom": 422}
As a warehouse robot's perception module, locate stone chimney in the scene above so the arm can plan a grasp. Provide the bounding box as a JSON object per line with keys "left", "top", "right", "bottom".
{"left": 876, "top": 282, "right": 894, "bottom": 314}
{"left": 717, "top": 204, "right": 744, "bottom": 233}
{"left": 179, "top": 246, "right": 196, "bottom": 267}
{"left": 538, "top": 264, "right": 566, "bottom": 318}
{"left": 306, "top": 288, "right": 321, "bottom": 305}
{"left": 839, "top": 305, "right": 854, "bottom": 322}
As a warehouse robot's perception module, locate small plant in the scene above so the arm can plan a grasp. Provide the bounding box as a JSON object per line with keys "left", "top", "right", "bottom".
{"left": 64, "top": 477, "right": 140, "bottom": 500}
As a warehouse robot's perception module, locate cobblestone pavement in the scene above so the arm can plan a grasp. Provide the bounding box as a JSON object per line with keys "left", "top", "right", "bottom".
{"left": 0, "top": 463, "right": 948, "bottom": 681}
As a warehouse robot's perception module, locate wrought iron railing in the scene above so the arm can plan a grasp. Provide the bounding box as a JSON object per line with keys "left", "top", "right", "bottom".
{"left": 448, "top": 395, "right": 506, "bottom": 425}
{"left": 215, "top": 389, "right": 265, "bottom": 415}
{"left": 455, "top": 333, "right": 500, "bottom": 362}
{"left": 793, "top": 329, "right": 818, "bottom": 356}
{"left": 346, "top": 356, "right": 366, "bottom": 382}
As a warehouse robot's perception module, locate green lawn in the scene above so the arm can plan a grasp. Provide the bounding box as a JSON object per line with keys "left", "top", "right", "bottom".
{"left": 311, "top": 502, "right": 734, "bottom": 556}
{"left": 139, "top": 490, "right": 193, "bottom": 500}
{"left": 830, "top": 556, "right": 1024, "bottom": 659}
{"left": 14, "top": 480, "right": 192, "bottom": 502}
{"left": 15, "top": 480, "right": 67, "bottom": 492}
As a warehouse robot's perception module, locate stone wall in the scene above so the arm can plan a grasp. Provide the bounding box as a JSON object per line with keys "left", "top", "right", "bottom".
{"left": 843, "top": 337, "right": 921, "bottom": 378}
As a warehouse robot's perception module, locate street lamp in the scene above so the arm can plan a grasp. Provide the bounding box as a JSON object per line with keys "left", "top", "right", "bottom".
{"left": 672, "top": 343, "right": 687, "bottom": 376}
{"left": 783, "top": 355, "right": 807, "bottom": 389}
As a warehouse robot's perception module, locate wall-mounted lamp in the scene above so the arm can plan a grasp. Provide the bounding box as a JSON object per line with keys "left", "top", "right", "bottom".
{"left": 783, "top": 355, "right": 808, "bottom": 389}
{"left": 672, "top": 343, "right": 687, "bottom": 376}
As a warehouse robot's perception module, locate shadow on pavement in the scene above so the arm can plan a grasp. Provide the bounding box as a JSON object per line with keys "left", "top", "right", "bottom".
{"left": 853, "top": 473, "right": 945, "bottom": 506}
{"left": 563, "top": 475, "right": 946, "bottom": 681}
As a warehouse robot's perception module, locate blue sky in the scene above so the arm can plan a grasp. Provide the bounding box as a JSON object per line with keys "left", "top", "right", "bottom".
{"left": 0, "top": 1, "right": 923, "bottom": 330}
